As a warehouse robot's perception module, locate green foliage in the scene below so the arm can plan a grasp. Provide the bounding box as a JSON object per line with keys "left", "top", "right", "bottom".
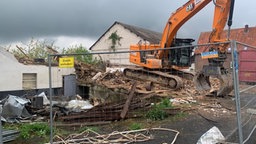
{"left": 62, "top": 44, "right": 97, "bottom": 64}
{"left": 11, "top": 38, "right": 58, "bottom": 59}
{"left": 146, "top": 106, "right": 168, "bottom": 121}
{"left": 4, "top": 122, "right": 50, "bottom": 140}
{"left": 129, "top": 123, "right": 142, "bottom": 130}
{"left": 146, "top": 98, "right": 172, "bottom": 121}
{"left": 159, "top": 98, "right": 172, "bottom": 108}
{"left": 108, "top": 31, "right": 122, "bottom": 51}
{"left": 19, "top": 123, "right": 51, "bottom": 139}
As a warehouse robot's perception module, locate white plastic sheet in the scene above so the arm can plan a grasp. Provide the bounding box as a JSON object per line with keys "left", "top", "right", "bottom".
{"left": 197, "top": 126, "right": 225, "bottom": 144}
{"left": 65, "top": 99, "right": 93, "bottom": 112}
{"left": 38, "top": 92, "right": 50, "bottom": 105}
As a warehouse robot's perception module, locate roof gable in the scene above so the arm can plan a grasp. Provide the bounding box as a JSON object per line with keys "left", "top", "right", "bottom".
{"left": 195, "top": 26, "right": 256, "bottom": 54}
{"left": 89, "top": 21, "right": 161, "bottom": 50}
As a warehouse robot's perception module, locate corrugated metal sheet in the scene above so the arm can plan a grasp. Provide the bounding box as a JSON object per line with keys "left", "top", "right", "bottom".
{"left": 239, "top": 50, "right": 256, "bottom": 83}
{"left": 195, "top": 26, "right": 256, "bottom": 54}
{"left": 3, "top": 129, "right": 20, "bottom": 143}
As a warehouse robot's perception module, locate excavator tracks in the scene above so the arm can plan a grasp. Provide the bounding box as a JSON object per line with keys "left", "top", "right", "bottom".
{"left": 123, "top": 67, "right": 184, "bottom": 89}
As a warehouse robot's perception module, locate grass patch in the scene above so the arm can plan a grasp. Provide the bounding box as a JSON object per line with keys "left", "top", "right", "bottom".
{"left": 4, "top": 122, "right": 51, "bottom": 143}
{"left": 172, "top": 111, "right": 188, "bottom": 121}
{"left": 20, "top": 123, "right": 50, "bottom": 139}
{"left": 129, "top": 123, "right": 143, "bottom": 130}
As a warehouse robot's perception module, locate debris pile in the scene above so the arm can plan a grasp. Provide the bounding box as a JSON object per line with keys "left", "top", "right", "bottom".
{"left": 75, "top": 64, "right": 209, "bottom": 98}
{"left": 58, "top": 97, "right": 150, "bottom": 124}
{"left": 75, "top": 61, "right": 104, "bottom": 83}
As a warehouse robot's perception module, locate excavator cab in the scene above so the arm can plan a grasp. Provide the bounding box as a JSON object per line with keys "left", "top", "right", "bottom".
{"left": 169, "top": 38, "right": 195, "bottom": 68}
{"left": 129, "top": 38, "right": 194, "bottom": 70}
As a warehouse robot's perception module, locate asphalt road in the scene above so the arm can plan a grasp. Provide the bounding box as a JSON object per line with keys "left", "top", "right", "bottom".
{"left": 135, "top": 93, "right": 256, "bottom": 144}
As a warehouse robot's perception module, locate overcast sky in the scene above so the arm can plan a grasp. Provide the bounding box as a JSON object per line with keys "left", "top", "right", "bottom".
{"left": 0, "top": 0, "right": 254, "bottom": 48}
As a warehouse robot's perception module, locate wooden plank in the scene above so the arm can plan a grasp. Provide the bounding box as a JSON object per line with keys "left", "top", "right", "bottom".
{"left": 120, "top": 81, "right": 137, "bottom": 119}
{"left": 16, "top": 45, "right": 30, "bottom": 59}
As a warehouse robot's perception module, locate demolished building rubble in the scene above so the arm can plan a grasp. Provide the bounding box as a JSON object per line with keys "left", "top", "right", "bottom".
{"left": 2, "top": 57, "right": 232, "bottom": 124}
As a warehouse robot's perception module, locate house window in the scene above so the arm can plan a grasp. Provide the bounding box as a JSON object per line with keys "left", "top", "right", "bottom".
{"left": 22, "top": 73, "right": 37, "bottom": 90}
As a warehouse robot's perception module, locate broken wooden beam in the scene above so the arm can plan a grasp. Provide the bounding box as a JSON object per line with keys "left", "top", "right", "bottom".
{"left": 120, "top": 81, "right": 137, "bottom": 119}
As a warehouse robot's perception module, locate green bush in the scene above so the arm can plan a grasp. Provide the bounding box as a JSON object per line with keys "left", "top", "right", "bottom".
{"left": 19, "top": 123, "right": 50, "bottom": 139}
{"left": 62, "top": 45, "right": 97, "bottom": 64}
{"left": 146, "top": 98, "right": 172, "bottom": 121}
{"left": 4, "top": 122, "right": 51, "bottom": 139}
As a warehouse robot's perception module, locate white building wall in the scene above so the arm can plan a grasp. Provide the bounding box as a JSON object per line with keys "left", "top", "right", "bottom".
{"left": 0, "top": 48, "right": 75, "bottom": 91}
{"left": 91, "top": 24, "right": 150, "bottom": 65}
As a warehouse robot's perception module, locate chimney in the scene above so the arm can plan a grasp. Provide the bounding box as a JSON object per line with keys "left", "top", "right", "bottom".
{"left": 244, "top": 24, "right": 249, "bottom": 33}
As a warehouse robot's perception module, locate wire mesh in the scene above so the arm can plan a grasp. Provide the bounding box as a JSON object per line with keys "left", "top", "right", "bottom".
{"left": 47, "top": 41, "right": 256, "bottom": 144}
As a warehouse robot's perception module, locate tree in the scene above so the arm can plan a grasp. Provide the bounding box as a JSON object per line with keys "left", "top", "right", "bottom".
{"left": 62, "top": 44, "right": 96, "bottom": 64}
{"left": 11, "top": 38, "right": 59, "bottom": 59}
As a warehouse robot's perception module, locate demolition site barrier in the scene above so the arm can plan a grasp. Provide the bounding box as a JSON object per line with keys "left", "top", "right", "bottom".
{"left": 47, "top": 40, "right": 256, "bottom": 144}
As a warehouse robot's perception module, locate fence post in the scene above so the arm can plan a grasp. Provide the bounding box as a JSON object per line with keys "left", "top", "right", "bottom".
{"left": 231, "top": 40, "right": 243, "bottom": 144}
{"left": 0, "top": 105, "right": 2, "bottom": 144}
{"left": 48, "top": 54, "right": 53, "bottom": 144}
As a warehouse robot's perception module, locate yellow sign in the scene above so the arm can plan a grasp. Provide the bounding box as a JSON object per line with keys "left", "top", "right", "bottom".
{"left": 59, "top": 57, "right": 74, "bottom": 68}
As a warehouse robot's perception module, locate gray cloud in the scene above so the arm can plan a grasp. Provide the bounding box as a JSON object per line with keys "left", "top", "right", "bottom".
{"left": 0, "top": 0, "right": 254, "bottom": 44}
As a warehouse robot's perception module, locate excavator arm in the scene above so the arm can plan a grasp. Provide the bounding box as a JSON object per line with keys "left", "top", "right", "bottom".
{"left": 209, "top": 0, "right": 231, "bottom": 51}
{"left": 159, "top": 0, "right": 232, "bottom": 56}
{"left": 158, "top": 0, "right": 212, "bottom": 58}
{"left": 194, "top": 0, "right": 236, "bottom": 96}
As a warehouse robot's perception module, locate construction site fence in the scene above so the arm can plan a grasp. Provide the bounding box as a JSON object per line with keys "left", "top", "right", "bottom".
{"left": 46, "top": 40, "right": 256, "bottom": 144}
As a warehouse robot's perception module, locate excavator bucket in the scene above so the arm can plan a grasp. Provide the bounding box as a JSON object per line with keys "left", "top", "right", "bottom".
{"left": 194, "top": 71, "right": 211, "bottom": 91}
{"left": 215, "top": 74, "right": 233, "bottom": 96}
{"left": 194, "top": 70, "right": 233, "bottom": 97}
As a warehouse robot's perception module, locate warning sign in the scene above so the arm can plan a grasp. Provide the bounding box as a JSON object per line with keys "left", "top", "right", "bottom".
{"left": 59, "top": 57, "right": 74, "bottom": 68}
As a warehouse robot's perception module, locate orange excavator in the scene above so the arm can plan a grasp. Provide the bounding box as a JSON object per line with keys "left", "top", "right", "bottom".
{"left": 124, "top": 0, "right": 235, "bottom": 96}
